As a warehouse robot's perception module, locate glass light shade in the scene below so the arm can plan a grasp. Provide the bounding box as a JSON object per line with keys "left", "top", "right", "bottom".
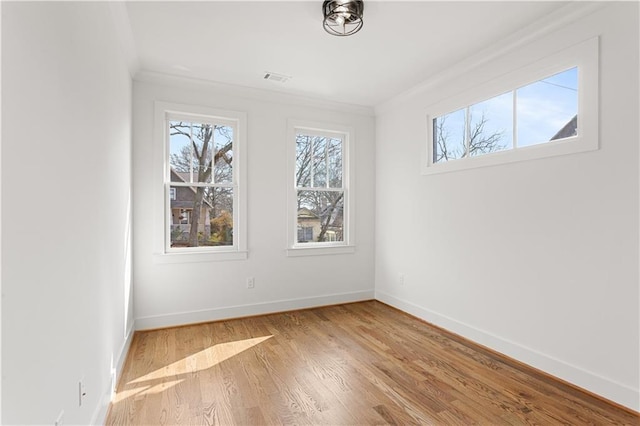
{"left": 322, "top": 0, "right": 364, "bottom": 36}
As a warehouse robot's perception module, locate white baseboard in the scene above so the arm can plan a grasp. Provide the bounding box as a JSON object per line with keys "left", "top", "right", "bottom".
{"left": 135, "top": 290, "right": 375, "bottom": 330}
{"left": 90, "top": 291, "right": 373, "bottom": 423}
{"left": 375, "top": 291, "right": 639, "bottom": 412}
{"left": 92, "top": 291, "right": 638, "bottom": 415}
{"left": 90, "top": 322, "right": 136, "bottom": 425}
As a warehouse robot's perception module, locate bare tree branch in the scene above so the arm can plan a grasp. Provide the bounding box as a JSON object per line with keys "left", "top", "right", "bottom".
{"left": 435, "top": 111, "right": 506, "bottom": 161}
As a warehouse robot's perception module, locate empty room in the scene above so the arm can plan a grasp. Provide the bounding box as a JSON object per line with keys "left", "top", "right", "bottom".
{"left": 1, "top": 1, "right": 638, "bottom": 424}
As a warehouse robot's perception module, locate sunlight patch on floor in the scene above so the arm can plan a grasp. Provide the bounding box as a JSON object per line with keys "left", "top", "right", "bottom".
{"left": 113, "top": 379, "right": 187, "bottom": 403}
{"left": 112, "top": 385, "right": 150, "bottom": 403}
{"left": 128, "top": 335, "right": 273, "bottom": 384}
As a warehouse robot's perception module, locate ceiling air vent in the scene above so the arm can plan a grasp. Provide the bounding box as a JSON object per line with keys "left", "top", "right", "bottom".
{"left": 263, "top": 72, "right": 291, "bottom": 83}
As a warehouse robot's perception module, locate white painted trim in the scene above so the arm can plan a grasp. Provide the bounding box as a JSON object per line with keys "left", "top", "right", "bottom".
{"left": 0, "top": 2, "right": 3, "bottom": 420}
{"left": 287, "top": 245, "right": 355, "bottom": 257}
{"left": 115, "top": 324, "right": 136, "bottom": 393}
{"left": 375, "top": 291, "right": 640, "bottom": 412}
{"left": 89, "top": 322, "right": 136, "bottom": 426}
{"left": 375, "top": 2, "right": 606, "bottom": 115}
{"left": 153, "top": 250, "right": 248, "bottom": 263}
{"left": 136, "top": 290, "right": 374, "bottom": 330}
{"left": 136, "top": 71, "right": 374, "bottom": 116}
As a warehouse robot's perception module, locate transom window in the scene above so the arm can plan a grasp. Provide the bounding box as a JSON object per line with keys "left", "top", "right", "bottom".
{"left": 433, "top": 67, "right": 578, "bottom": 163}
{"left": 422, "top": 37, "right": 598, "bottom": 174}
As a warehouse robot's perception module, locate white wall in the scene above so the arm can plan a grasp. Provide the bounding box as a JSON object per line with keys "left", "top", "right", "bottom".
{"left": 2, "top": 3, "right": 134, "bottom": 424}
{"left": 132, "top": 74, "right": 376, "bottom": 329}
{"left": 0, "top": 1, "right": 4, "bottom": 419}
{"left": 375, "top": 2, "right": 639, "bottom": 411}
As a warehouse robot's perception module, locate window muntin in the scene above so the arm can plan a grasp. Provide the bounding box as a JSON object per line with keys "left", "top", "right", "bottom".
{"left": 165, "top": 115, "right": 238, "bottom": 252}
{"left": 433, "top": 67, "right": 577, "bottom": 164}
{"left": 295, "top": 131, "right": 346, "bottom": 245}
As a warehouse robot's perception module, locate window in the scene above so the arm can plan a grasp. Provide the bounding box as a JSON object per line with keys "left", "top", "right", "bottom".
{"left": 298, "top": 227, "right": 314, "bottom": 242}
{"left": 433, "top": 68, "right": 577, "bottom": 163}
{"left": 154, "top": 102, "right": 247, "bottom": 261}
{"left": 287, "top": 120, "right": 355, "bottom": 256}
{"left": 423, "top": 37, "right": 598, "bottom": 174}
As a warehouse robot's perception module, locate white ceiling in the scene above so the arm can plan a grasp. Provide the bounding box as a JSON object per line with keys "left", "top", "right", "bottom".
{"left": 125, "top": 1, "right": 569, "bottom": 107}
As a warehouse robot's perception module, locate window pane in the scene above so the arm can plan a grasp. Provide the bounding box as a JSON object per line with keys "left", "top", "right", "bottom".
{"left": 297, "top": 226, "right": 314, "bottom": 243}
{"left": 169, "top": 121, "right": 194, "bottom": 182}
{"left": 312, "top": 136, "right": 327, "bottom": 188}
{"left": 168, "top": 121, "right": 216, "bottom": 183}
{"left": 295, "top": 134, "right": 312, "bottom": 187}
{"left": 433, "top": 108, "right": 466, "bottom": 163}
{"left": 297, "top": 190, "right": 344, "bottom": 243}
{"left": 191, "top": 124, "right": 214, "bottom": 183}
{"left": 468, "top": 91, "right": 513, "bottom": 157}
{"left": 209, "top": 187, "right": 234, "bottom": 246}
{"left": 169, "top": 185, "right": 233, "bottom": 248}
{"left": 327, "top": 137, "right": 343, "bottom": 188}
{"left": 517, "top": 67, "right": 578, "bottom": 147}
{"left": 214, "top": 125, "right": 233, "bottom": 184}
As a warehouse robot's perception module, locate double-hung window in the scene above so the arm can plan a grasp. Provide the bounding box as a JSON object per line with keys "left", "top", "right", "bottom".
{"left": 155, "top": 102, "right": 247, "bottom": 261}
{"left": 287, "top": 120, "right": 354, "bottom": 256}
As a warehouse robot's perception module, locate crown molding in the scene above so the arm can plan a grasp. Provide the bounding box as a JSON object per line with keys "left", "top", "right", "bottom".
{"left": 134, "top": 70, "right": 375, "bottom": 117}
{"left": 375, "top": 1, "right": 608, "bottom": 114}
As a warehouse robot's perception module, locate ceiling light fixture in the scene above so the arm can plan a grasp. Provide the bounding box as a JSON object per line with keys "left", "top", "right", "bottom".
{"left": 322, "top": 0, "right": 364, "bottom": 37}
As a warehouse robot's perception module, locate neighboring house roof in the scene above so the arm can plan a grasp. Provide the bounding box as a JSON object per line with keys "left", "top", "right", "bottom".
{"left": 175, "top": 171, "right": 196, "bottom": 183}
{"left": 297, "top": 207, "right": 318, "bottom": 219}
{"left": 170, "top": 168, "right": 214, "bottom": 209}
{"left": 298, "top": 206, "right": 343, "bottom": 226}
{"left": 550, "top": 114, "right": 577, "bottom": 141}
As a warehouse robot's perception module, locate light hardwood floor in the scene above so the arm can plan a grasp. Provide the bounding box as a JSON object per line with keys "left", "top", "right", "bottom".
{"left": 106, "top": 301, "right": 639, "bottom": 425}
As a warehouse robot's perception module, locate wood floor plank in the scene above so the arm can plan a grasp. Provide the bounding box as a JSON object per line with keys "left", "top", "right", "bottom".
{"left": 106, "top": 301, "right": 639, "bottom": 425}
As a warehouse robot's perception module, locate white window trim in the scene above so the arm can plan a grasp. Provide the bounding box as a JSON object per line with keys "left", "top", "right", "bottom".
{"left": 153, "top": 101, "right": 247, "bottom": 263}
{"left": 286, "top": 119, "right": 355, "bottom": 257}
{"left": 422, "top": 37, "right": 599, "bottom": 175}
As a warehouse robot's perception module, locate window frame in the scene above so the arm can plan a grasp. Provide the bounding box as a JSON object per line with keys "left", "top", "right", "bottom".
{"left": 154, "top": 101, "right": 247, "bottom": 263}
{"left": 422, "top": 37, "right": 599, "bottom": 175}
{"left": 287, "top": 119, "right": 355, "bottom": 257}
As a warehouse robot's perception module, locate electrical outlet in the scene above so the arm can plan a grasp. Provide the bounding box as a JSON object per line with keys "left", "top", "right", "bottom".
{"left": 399, "top": 273, "right": 405, "bottom": 285}
{"left": 55, "top": 410, "right": 64, "bottom": 426}
{"left": 246, "top": 277, "right": 255, "bottom": 289}
{"left": 79, "top": 379, "right": 86, "bottom": 407}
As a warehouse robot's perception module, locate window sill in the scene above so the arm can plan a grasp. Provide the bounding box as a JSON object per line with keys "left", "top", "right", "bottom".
{"left": 421, "top": 135, "right": 597, "bottom": 175}
{"left": 287, "top": 245, "right": 355, "bottom": 257}
{"left": 153, "top": 250, "right": 248, "bottom": 264}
